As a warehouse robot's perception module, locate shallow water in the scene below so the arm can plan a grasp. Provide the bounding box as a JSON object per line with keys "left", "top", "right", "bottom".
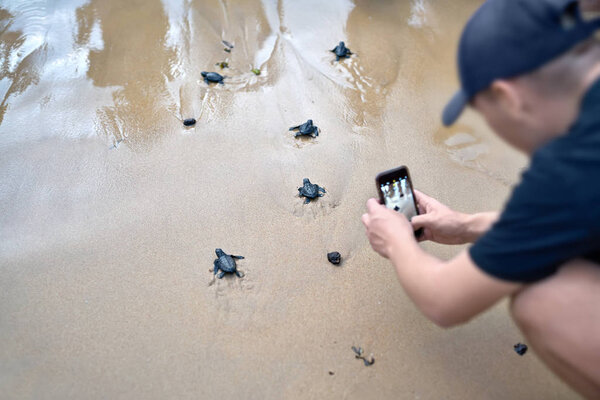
{"left": 0, "top": 1, "right": 575, "bottom": 399}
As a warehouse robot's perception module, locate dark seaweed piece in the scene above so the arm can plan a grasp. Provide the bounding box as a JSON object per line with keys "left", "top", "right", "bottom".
{"left": 251, "top": 68, "right": 261, "bottom": 75}
{"left": 216, "top": 61, "right": 229, "bottom": 69}
{"left": 352, "top": 346, "right": 374, "bottom": 366}
{"left": 327, "top": 252, "right": 342, "bottom": 265}
{"left": 183, "top": 118, "right": 196, "bottom": 126}
{"left": 222, "top": 40, "right": 234, "bottom": 49}
{"left": 362, "top": 354, "right": 375, "bottom": 366}
{"left": 514, "top": 343, "right": 528, "bottom": 356}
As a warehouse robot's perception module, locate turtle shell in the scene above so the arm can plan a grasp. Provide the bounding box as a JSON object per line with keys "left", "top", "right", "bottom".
{"left": 301, "top": 182, "right": 319, "bottom": 197}
{"left": 217, "top": 254, "right": 237, "bottom": 273}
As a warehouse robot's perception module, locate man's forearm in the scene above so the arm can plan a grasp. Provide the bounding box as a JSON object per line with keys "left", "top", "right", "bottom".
{"left": 387, "top": 237, "right": 445, "bottom": 321}
{"left": 461, "top": 211, "right": 499, "bottom": 243}
{"left": 387, "top": 234, "right": 518, "bottom": 327}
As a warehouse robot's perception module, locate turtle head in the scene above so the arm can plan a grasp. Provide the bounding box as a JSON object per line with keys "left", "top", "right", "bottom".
{"left": 306, "top": 119, "right": 313, "bottom": 125}
{"left": 201, "top": 71, "right": 208, "bottom": 77}
{"left": 303, "top": 178, "right": 310, "bottom": 185}
{"left": 215, "top": 248, "right": 225, "bottom": 257}
{"left": 339, "top": 41, "right": 345, "bottom": 47}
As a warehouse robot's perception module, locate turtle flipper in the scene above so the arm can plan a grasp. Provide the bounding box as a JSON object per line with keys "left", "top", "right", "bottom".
{"left": 319, "top": 187, "right": 326, "bottom": 193}
{"left": 232, "top": 255, "right": 245, "bottom": 260}
{"left": 336, "top": 55, "right": 340, "bottom": 61}
{"left": 318, "top": 193, "right": 324, "bottom": 197}
{"left": 218, "top": 271, "right": 226, "bottom": 279}
{"left": 304, "top": 198, "right": 311, "bottom": 204}
{"left": 235, "top": 270, "right": 242, "bottom": 278}
{"left": 289, "top": 125, "right": 301, "bottom": 131}
{"left": 213, "top": 261, "right": 219, "bottom": 275}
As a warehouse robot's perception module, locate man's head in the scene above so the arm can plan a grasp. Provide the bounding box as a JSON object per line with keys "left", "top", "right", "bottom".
{"left": 472, "top": 38, "right": 600, "bottom": 153}
{"left": 444, "top": 0, "right": 600, "bottom": 154}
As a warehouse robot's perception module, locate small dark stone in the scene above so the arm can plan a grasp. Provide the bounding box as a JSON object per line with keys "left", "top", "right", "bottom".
{"left": 393, "top": 205, "right": 400, "bottom": 212}
{"left": 327, "top": 252, "right": 341, "bottom": 265}
{"left": 222, "top": 40, "right": 234, "bottom": 49}
{"left": 224, "top": 47, "right": 231, "bottom": 53}
{"left": 328, "top": 371, "right": 334, "bottom": 376}
{"left": 514, "top": 343, "right": 528, "bottom": 356}
{"left": 351, "top": 346, "right": 363, "bottom": 357}
{"left": 183, "top": 118, "right": 196, "bottom": 126}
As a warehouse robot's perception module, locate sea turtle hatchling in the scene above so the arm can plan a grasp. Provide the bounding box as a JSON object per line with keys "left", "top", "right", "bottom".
{"left": 212, "top": 248, "right": 244, "bottom": 279}
{"left": 289, "top": 119, "right": 319, "bottom": 138}
{"left": 298, "top": 178, "right": 326, "bottom": 204}
{"left": 201, "top": 71, "right": 225, "bottom": 85}
{"left": 330, "top": 41, "right": 353, "bottom": 61}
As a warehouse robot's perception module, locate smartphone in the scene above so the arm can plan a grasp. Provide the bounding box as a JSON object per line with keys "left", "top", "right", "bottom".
{"left": 375, "top": 166, "right": 423, "bottom": 237}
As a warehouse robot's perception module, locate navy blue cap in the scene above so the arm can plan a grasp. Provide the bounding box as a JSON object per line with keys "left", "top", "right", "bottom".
{"left": 443, "top": 0, "right": 600, "bottom": 126}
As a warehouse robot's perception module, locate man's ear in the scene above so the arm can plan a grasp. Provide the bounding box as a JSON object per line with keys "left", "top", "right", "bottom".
{"left": 489, "top": 80, "right": 524, "bottom": 120}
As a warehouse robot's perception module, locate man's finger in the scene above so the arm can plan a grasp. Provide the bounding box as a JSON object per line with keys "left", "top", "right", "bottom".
{"left": 411, "top": 214, "right": 432, "bottom": 229}
{"left": 413, "top": 189, "right": 432, "bottom": 207}
{"left": 361, "top": 213, "right": 370, "bottom": 228}
{"left": 366, "top": 198, "right": 382, "bottom": 213}
{"left": 416, "top": 228, "right": 431, "bottom": 242}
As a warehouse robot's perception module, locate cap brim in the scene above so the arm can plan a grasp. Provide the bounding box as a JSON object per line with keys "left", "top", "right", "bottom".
{"left": 442, "top": 90, "right": 469, "bottom": 126}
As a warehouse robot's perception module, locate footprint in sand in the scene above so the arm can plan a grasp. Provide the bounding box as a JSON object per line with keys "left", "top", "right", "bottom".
{"left": 292, "top": 195, "right": 341, "bottom": 219}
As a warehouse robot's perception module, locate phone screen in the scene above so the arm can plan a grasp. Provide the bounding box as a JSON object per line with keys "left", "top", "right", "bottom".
{"left": 379, "top": 177, "right": 418, "bottom": 220}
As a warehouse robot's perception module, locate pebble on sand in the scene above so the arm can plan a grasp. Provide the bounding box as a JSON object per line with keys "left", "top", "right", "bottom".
{"left": 183, "top": 118, "right": 196, "bottom": 126}
{"left": 514, "top": 343, "right": 528, "bottom": 356}
{"left": 327, "top": 252, "right": 342, "bottom": 265}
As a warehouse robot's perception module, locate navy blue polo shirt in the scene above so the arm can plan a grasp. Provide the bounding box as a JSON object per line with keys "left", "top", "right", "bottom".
{"left": 469, "top": 78, "right": 600, "bottom": 283}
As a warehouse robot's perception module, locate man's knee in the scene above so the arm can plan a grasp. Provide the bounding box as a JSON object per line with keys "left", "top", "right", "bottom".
{"left": 510, "top": 281, "right": 549, "bottom": 334}
{"left": 510, "top": 259, "right": 600, "bottom": 334}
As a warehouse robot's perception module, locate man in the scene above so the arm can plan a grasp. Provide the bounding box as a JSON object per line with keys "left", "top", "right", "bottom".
{"left": 361, "top": 0, "right": 600, "bottom": 398}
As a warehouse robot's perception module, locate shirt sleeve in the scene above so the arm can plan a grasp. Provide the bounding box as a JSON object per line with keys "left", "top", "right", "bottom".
{"left": 469, "top": 148, "right": 592, "bottom": 283}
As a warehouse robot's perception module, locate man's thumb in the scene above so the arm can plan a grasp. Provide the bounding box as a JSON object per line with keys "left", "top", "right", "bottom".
{"left": 411, "top": 214, "right": 432, "bottom": 229}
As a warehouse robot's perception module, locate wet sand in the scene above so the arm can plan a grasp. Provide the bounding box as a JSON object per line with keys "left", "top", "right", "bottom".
{"left": 0, "top": 1, "right": 578, "bottom": 398}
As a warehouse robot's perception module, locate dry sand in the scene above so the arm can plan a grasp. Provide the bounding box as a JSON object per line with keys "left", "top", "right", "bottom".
{"left": 0, "top": 0, "right": 580, "bottom": 398}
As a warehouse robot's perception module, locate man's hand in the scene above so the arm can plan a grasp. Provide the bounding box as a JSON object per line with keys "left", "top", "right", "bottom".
{"left": 361, "top": 195, "right": 519, "bottom": 327}
{"left": 361, "top": 198, "right": 416, "bottom": 259}
{"left": 411, "top": 190, "right": 498, "bottom": 244}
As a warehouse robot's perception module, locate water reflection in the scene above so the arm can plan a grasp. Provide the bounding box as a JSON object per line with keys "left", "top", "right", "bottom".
{"left": 0, "top": 0, "right": 523, "bottom": 184}
{"left": 0, "top": 0, "right": 115, "bottom": 144}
